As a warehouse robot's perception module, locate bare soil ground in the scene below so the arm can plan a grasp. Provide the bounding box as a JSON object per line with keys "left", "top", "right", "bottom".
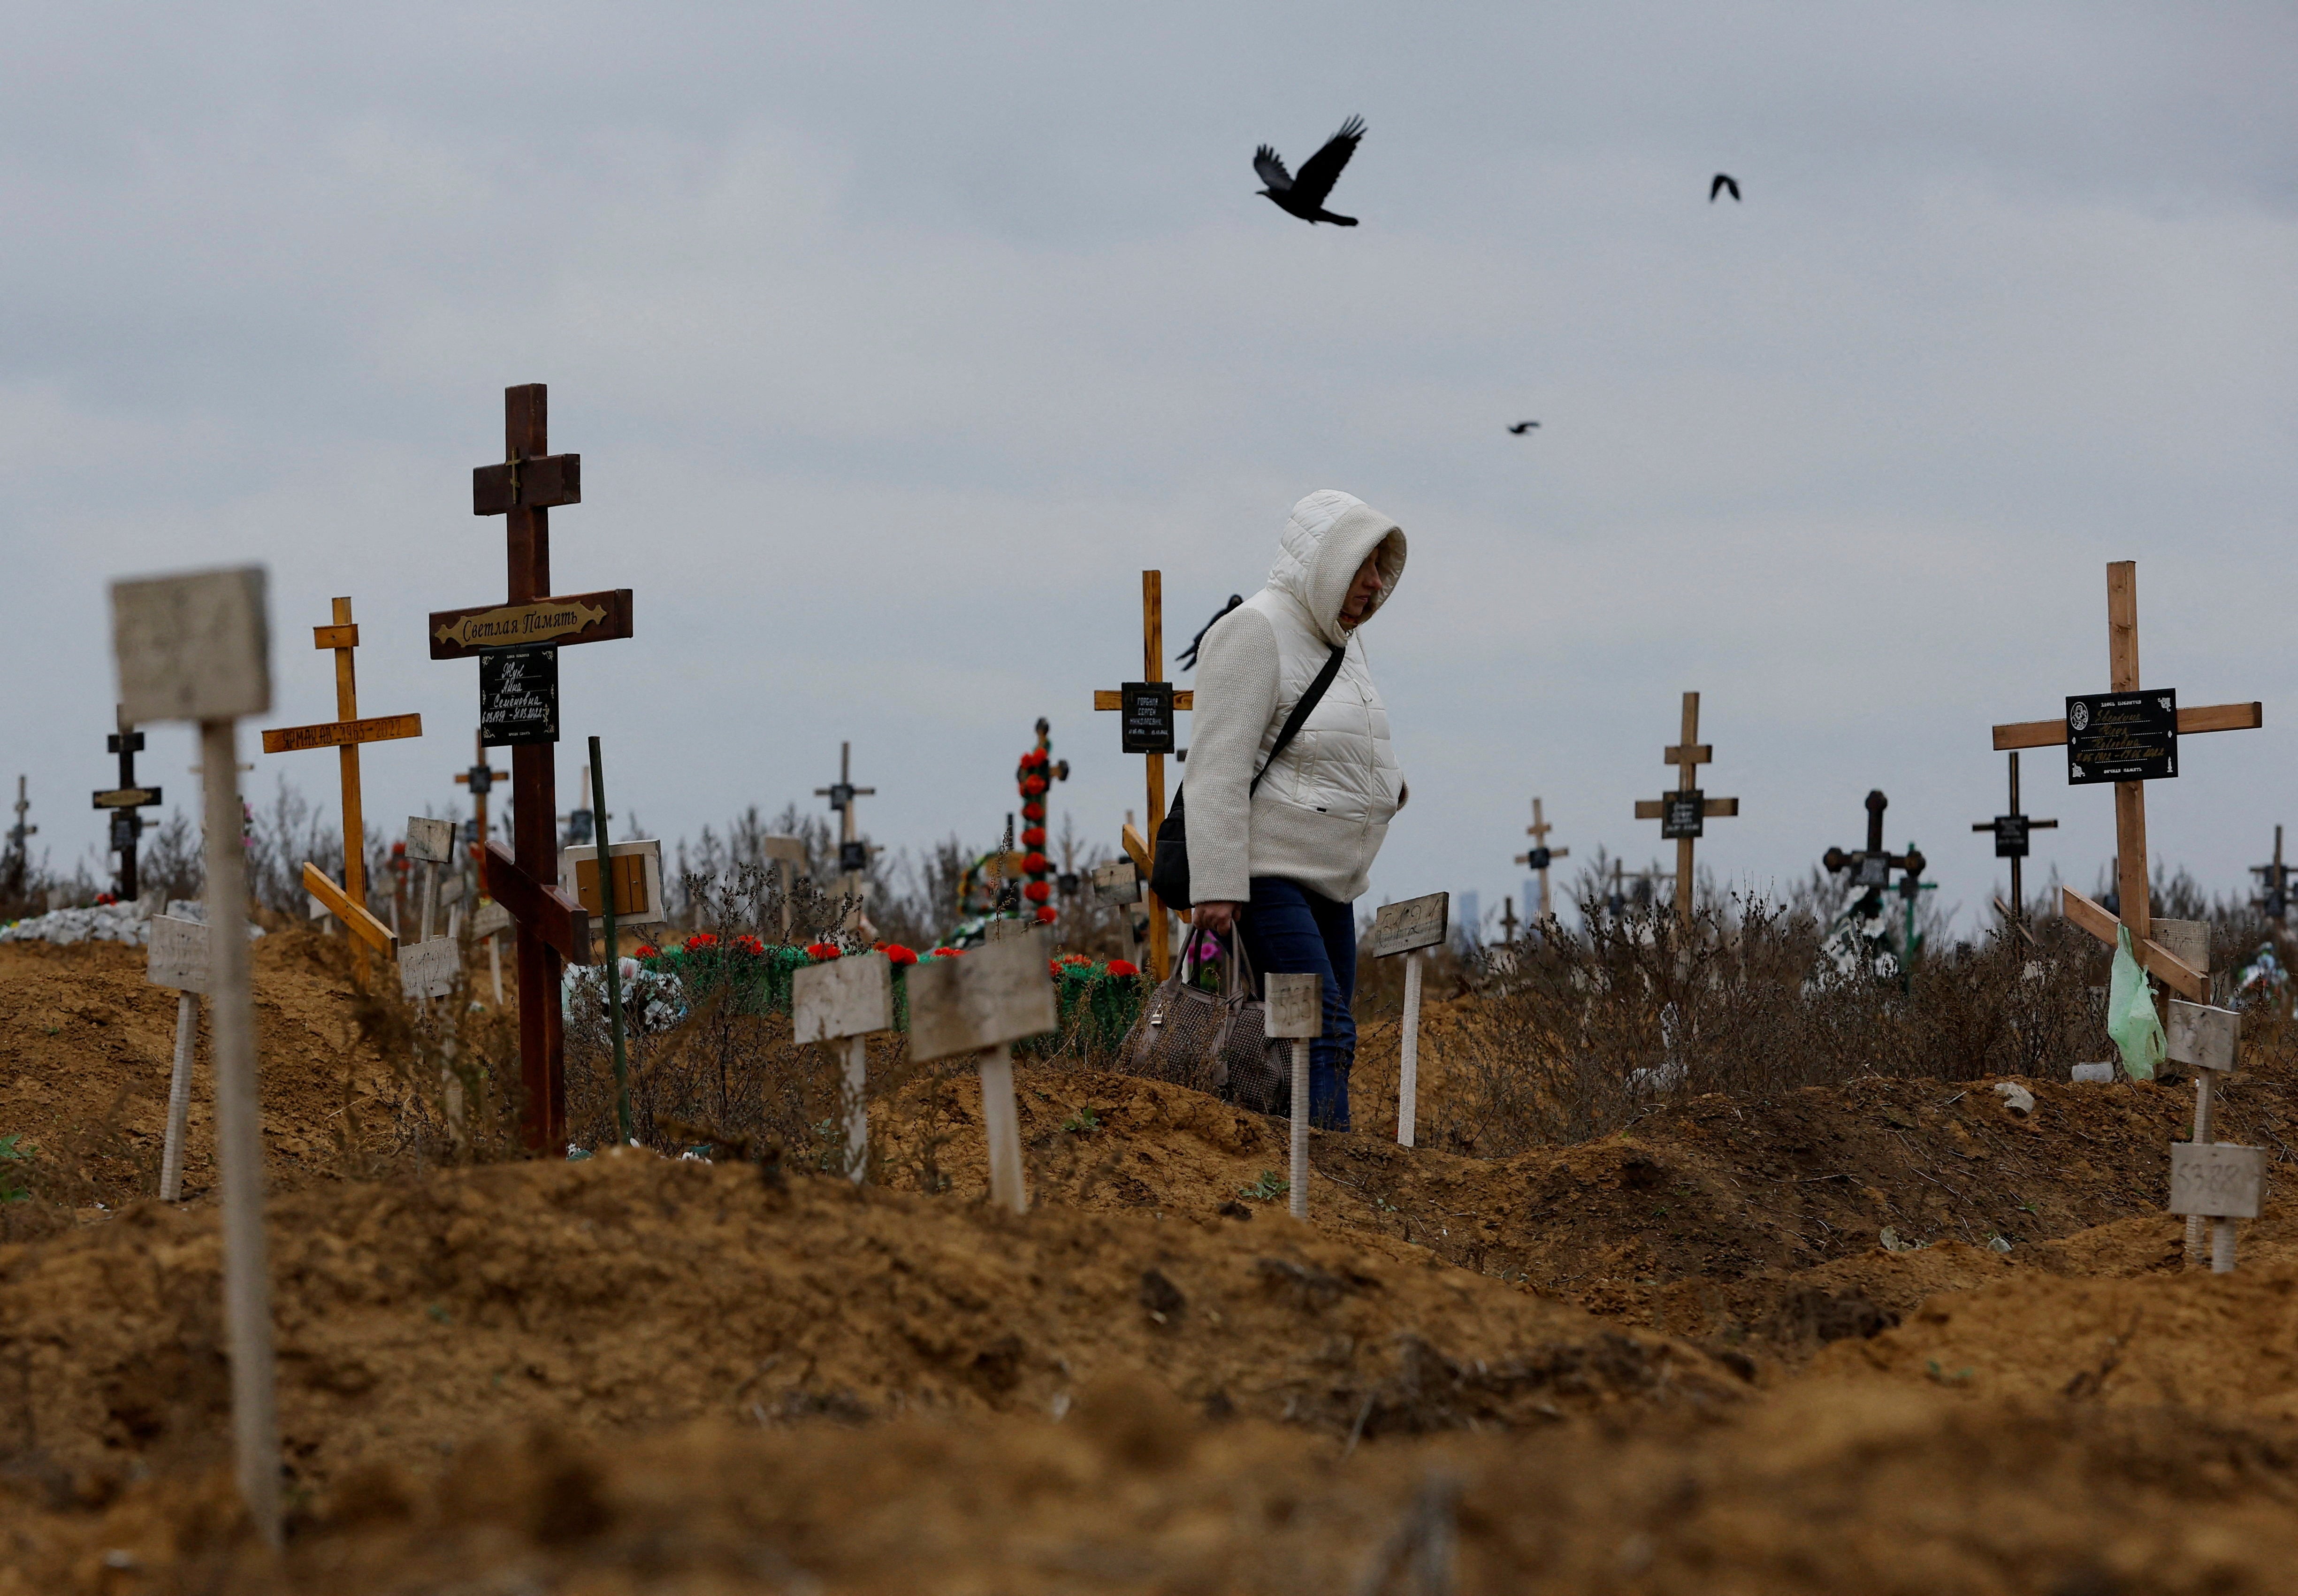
{"left": 5, "top": 936, "right": 2298, "bottom": 1593}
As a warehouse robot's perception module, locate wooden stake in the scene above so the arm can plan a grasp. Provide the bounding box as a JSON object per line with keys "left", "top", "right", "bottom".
{"left": 905, "top": 934, "right": 1055, "bottom": 1214}
{"left": 161, "top": 991, "right": 196, "bottom": 1201}
{"left": 1265, "top": 971, "right": 1322, "bottom": 1219}
{"left": 113, "top": 564, "right": 278, "bottom": 1546}
{"left": 1371, "top": 893, "right": 1448, "bottom": 1149}
{"left": 795, "top": 951, "right": 895, "bottom": 1185}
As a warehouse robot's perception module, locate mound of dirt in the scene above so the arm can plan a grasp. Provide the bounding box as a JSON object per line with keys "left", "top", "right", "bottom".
{"left": 12, "top": 1368, "right": 2298, "bottom": 1593}
{"left": 0, "top": 934, "right": 413, "bottom": 1215}
{"left": 0, "top": 1150, "right": 1733, "bottom": 1498}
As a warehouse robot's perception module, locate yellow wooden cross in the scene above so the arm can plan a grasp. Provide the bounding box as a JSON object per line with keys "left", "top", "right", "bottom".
{"left": 1633, "top": 692, "right": 1739, "bottom": 928}
{"left": 1990, "top": 560, "right": 2261, "bottom": 1000}
{"left": 1092, "top": 571, "right": 1191, "bottom": 979}
{"left": 1512, "top": 796, "right": 1569, "bottom": 922}
{"left": 259, "top": 596, "right": 418, "bottom": 955}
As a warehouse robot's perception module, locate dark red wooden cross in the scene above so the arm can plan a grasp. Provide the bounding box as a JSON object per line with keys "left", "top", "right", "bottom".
{"left": 430, "top": 383, "right": 634, "bottom": 1153}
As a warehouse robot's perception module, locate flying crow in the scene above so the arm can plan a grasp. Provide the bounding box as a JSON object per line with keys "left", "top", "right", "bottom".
{"left": 1508, "top": 420, "right": 1540, "bottom": 435}
{"left": 1710, "top": 173, "right": 1740, "bottom": 202}
{"left": 1255, "top": 116, "right": 1366, "bottom": 226}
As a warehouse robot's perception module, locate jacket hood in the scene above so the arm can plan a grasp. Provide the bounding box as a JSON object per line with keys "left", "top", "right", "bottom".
{"left": 1265, "top": 490, "right": 1407, "bottom": 648}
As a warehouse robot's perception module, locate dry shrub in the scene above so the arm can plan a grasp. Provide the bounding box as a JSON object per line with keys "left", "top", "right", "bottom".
{"left": 1432, "top": 898, "right": 2123, "bottom": 1157}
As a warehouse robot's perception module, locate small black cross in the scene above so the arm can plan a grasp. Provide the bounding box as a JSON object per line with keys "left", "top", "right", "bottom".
{"left": 1970, "top": 750, "right": 2058, "bottom": 935}
{"left": 92, "top": 704, "right": 161, "bottom": 900}
{"left": 1825, "top": 790, "right": 1924, "bottom": 911}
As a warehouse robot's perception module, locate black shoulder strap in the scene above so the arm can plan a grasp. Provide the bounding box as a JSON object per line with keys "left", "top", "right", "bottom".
{"left": 1251, "top": 645, "right": 1347, "bottom": 796}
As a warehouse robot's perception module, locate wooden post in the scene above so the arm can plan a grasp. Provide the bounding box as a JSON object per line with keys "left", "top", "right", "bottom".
{"left": 1990, "top": 561, "right": 2261, "bottom": 1000}
{"left": 1094, "top": 572, "right": 1190, "bottom": 980}
{"left": 1513, "top": 798, "right": 1568, "bottom": 923}
{"left": 905, "top": 932, "right": 1057, "bottom": 1214}
{"left": 1633, "top": 693, "right": 1739, "bottom": 928}
{"left": 1266, "top": 971, "right": 1322, "bottom": 1219}
{"left": 112, "top": 565, "right": 279, "bottom": 1546}
{"left": 794, "top": 951, "right": 894, "bottom": 1183}
{"left": 431, "top": 384, "right": 634, "bottom": 1154}
{"left": 586, "top": 739, "right": 633, "bottom": 1145}
{"left": 1373, "top": 893, "right": 1449, "bottom": 1148}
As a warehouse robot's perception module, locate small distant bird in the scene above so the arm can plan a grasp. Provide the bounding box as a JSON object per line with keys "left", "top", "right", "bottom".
{"left": 1710, "top": 173, "right": 1741, "bottom": 203}
{"left": 1507, "top": 420, "right": 1540, "bottom": 435}
{"left": 1254, "top": 116, "right": 1367, "bottom": 226}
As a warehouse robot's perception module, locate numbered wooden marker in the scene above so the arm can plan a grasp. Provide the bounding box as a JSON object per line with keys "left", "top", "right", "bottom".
{"left": 146, "top": 915, "right": 209, "bottom": 1202}
{"left": 2168, "top": 997, "right": 2241, "bottom": 1269}
{"left": 2170, "top": 1140, "right": 2267, "bottom": 1275}
{"left": 1372, "top": 893, "right": 1447, "bottom": 1150}
{"left": 1265, "top": 971, "right": 1322, "bottom": 1221}
{"left": 1091, "top": 859, "right": 1142, "bottom": 905}
{"left": 469, "top": 901, "right": 512, "bottom": 939}
{"left": 794, "top": 952, "right": 894, "bottom": 1184}
{"left": 398, "top": 937, "right": 460, "bottom": 1001}
{"left": 906, "top": 933, "right": 1057, "bottom": 1214}
{"left": 111, "top": 565, "right": 280, "bottom": 1547}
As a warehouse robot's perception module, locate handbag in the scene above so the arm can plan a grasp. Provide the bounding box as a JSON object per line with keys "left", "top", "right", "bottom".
{"left": 1114, "top": 932, "right": 1291, "bottom": 1114}
{"left": 1149, "top": 641, "right": 1347, "bottom": 910}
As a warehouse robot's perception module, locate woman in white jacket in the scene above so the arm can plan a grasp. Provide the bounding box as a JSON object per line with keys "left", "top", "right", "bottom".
{"left": 1186, "top": 490, "right": 1407, "bottom": 1131}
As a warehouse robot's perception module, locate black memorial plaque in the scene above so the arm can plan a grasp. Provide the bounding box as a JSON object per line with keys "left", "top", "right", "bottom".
{"left": 826, "top": 782, "right": 854, "bottom": 813}
{"left": 1992, "top": 815, "right": 2030, "bottom": 859}
{"left": 1854, "top": 853, "right": 1890, "bottom": 889}
{"left": 1120, "top": 681, "right": 1176, "bottom": 755}
{"left": 1525, "top": 847, "right": 1551, "bottom": 871}
{"left": 1661, "top": 790, "right": 1704, "bottom": 840}
{"left": 108, "top": 811, "right": 140, "bottom": 851}
{"left": 480, "top": 647, "right": 560, "bottom": 747}
{"left": 2066, "top": 690, "right": 2176, "bottom": 785}
{"left": 838, "top": 840, "right": 870, "bottom": 875}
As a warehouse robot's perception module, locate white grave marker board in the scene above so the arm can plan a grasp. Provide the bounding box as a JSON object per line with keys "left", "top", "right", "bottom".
{"left": 906, "top": 933, "right": 1057, "bottom": 1060}
{"left": 398, "top": 937, "right": 460, "bottom": 1001}
{"left": 112, "top": 567, "right": 271, "bottom": 723}
{"left": 469, "top": 901, "right": 512, "bottom": 938}
{"left": 1091, "top": 859, "right": 1142, "bottom": 905}
{"left": 793, "top": 953, "right": 894, "bottom": 1042}
{"left": 405, "top": 816, "right": 456, "bottom": 864}
{"left": 1264, "top": 970, "right": 1322, "bottom": 1221}
{"left": 2168, "top": 1144, "right": 2266, "bottom": 1219}
{"left": 147, "top": 914, "right": 211, "bottom": 994}
{"left": 2168, "top": 1001, "right": 2239, "bottom": 1073}
{"left": 1370, "top": 893, "right": 1449, "bottom": 957}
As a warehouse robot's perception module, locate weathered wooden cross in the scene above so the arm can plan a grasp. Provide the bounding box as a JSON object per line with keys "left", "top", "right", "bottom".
{"left": 813, "top": 741, "right": 878, "bottom": 906}
{"left": 2252, "top": 826, "right": 2290, "bottom": 925}
{"left": 1970, "top": 751, "right": 2058, "bottom": 934}
{"left": 1512, "top": 796, "right": 1568, "bottom": 923}
{"left": 1990, "top": 561, "right": 2261, "bottom": 1000}
{"left": 429, "top": 383, "right": 634, "bottom": 1153}
{"left": 1633, "top": 692, "right": 1739, "bottom": 928}
{"left": 1093, "top": 570, "right": 1186, "bottom": 979}
{"left": 259, "top": 597, "right": 419, "bottom": 955}
{"left": 1825, "top": 790, "right": 1925, "bottom": 905}
{"left": 93, "top": 704, "right": 161, "bottom": 901}
{"left": 455, "top": 730, "right": 508, "bottom": 865}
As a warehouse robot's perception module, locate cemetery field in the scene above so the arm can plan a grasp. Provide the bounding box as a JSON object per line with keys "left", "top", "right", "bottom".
{"left": 7, "top": 935, "right": 2298, "bottom": 1591}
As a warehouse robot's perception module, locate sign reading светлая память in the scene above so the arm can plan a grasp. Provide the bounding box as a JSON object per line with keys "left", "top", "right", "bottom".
{"left": 481, "top": 647, "right": 559, "bottom": 747}
{"left": 2066, "top": 690, "right": 2176, "bottom": 785}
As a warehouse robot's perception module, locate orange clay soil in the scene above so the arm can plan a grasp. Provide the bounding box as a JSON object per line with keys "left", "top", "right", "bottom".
{"left": 7, "top": 938, "right": 2298, "bottom": 1591}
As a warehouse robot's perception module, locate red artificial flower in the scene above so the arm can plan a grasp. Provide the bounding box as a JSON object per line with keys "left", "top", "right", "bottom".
{"left": 804, "top": 942, "right": 842, "bottom": 960}
{"left": 874, "top": 942, "right": 918, "bottom": 966}
{"left": 1022, "top": 801, "right": 1045, "bottom": 821}
{"left": 1107, "top": 960, "right": 1140, "bottom": 977}
{"left": 1022, "top": 852, "right": 1048, "bottom": 875}
{"left": 928, "top": 946, "right": 964, "bottom": 959}
{"left": 1023, "top": 880, "right": 1052, "bottom": 904}
{"left": 1020, "top": 749, "right": 1047, "bottom": 770}
{"left": 1057, "top": 952, "right": 1091, "bottom": 965}
{"left": 634, "top": 944, "right": 660, "bottom": 960}
{"left": 1021, "top": 775, "right": 1048, "bottom": 797}
{"left": 1020, "top": 827, "right": 1046, "bottom": 849}
{"left": 1034, "top": 905, "right": 1058, "bottom": 924}
{"left": 684, "top": 932, "right": 719, "bottom": 952}
{"left": 390, "top": 841, "right": 406, "bottom": 857}
{"left": 731, "top": 934, "right": 766, "bottom": 957}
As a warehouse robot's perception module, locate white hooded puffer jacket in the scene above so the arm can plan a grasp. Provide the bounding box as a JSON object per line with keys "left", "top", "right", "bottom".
{"left": 1184, "top": 490, "right": 1408, "bottom": 906}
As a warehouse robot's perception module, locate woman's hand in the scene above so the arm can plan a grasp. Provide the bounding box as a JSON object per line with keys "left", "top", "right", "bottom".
{"left": 1194, "top": 900, "right": 1241, "bottom": 937}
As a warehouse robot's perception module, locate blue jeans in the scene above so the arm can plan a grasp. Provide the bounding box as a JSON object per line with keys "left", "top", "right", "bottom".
{"left": 1239, "top": 877, "right": 1356, "bottom": 1130}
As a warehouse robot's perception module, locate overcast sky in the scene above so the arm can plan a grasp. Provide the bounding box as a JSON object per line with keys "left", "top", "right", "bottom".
{"left": 5, "top": 2, "right": 2294, "bottom": 936}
